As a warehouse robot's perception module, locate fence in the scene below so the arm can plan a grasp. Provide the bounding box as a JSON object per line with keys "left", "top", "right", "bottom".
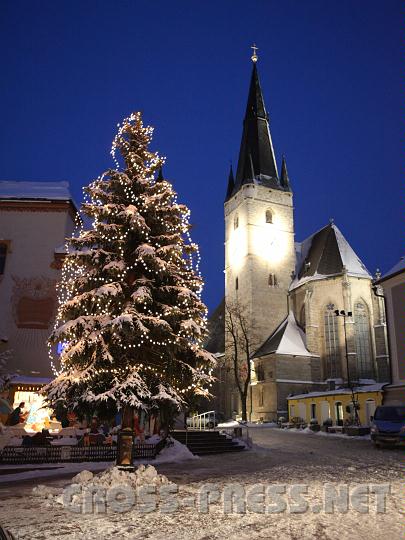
{"left": 0, "top": 439, "right": 167, "bottom": 465}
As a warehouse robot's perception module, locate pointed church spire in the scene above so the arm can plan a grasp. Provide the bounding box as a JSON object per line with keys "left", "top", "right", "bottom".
{"left": 280, "top": 155, "right": 291, "bottom": 191}
{"left": 234, "top": 57, "right": 279, "bottom": 193}
{"left": 225, "top": 163, "right": 235, "bottom": 201}
{"left": 156, "top": 166, "right": 164, "bottom": 182}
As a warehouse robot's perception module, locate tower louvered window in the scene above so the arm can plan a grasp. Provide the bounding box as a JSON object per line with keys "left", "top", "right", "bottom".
{"left": 234, "top": 214, "right": 239, "bottom": 229}
{"left": 268, "top": 273, "right": 277, "bottom": 287}
{"left": 324, "top": 304, "right": 340, "bottom": 379}
{"left": 354, "top": 302, "right": 374, "bottom": 379}
{"left": 265, "top": 209, "right": 273, "bottom": 223}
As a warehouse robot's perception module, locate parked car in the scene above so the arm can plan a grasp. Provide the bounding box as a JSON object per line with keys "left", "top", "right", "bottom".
{"left": 370, "top": 405, "right": 405, "bottom": 447}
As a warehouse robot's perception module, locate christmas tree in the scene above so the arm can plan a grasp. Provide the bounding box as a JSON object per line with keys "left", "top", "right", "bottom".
{"left": 46, "top": 112, "right": 215, "bottom": 425}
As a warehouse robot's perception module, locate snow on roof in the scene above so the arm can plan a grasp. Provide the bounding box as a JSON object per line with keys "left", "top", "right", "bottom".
{"left": 253, "top": 311, "right": 316, "bottom": 358}
{"left": 54, "top": 244, "right": 68, "bottom": 254}
{"left": 287, "top": 383, "right": 385, "bottom": 400}
{"left": 0, "top": 181, "right": 74, "bottom": 203}
{"left": 378, "top": 257, "right": 405, "bottom": 282}
{"left": 10, "top": 375, "right": 52, "bottom": 386}
{"left": 290, "top": 223, "right": 370, "bottom": 291}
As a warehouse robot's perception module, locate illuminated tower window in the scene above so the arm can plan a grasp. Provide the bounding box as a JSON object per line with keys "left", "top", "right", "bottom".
{"left": 268, "top": 273, "right": 277, "bottom": 287}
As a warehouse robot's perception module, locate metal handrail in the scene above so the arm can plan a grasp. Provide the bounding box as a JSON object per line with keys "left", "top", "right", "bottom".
{"left": 189, "top": 410, "right": 216, "bottom": 431}
{"left": 218, "top": 424, "right": 252, "bottom": 448}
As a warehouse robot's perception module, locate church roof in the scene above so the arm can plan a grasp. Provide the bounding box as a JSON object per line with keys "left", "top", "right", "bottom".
{"left": 253, "top": 311, "right": 315, "bottom": 358}
{"left": 290, "top": 222, "right": 371, "bottom": 291}
{"left": 229, "top": 63, "right": 287, "bottom": 198}
{"left": 376, "top": 256, "right": 405, "bottom": 283}
{"left": 225, "top": 165, "right": 235, "bottom": 202}
{"left": 204, "top": 298, "right": 225, "bottom": 354}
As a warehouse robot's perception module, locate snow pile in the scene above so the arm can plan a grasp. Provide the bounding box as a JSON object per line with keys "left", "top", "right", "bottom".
{"left": 70, "top": 464, "right": 170, "bottom": 490}
{"left": 32, "top": 464, "right": 172, "bottom": 511}
{"left": 218, "top": 421, "right": 278, "bottom": 429}
{"left": 288, "top": 427, "right": 371, "bottom": 441}
{"left": 32, "top": 484, "right": 63, "bottom": 499}
{"left": 153, "top": 438, "right": 198, "bottom": 464}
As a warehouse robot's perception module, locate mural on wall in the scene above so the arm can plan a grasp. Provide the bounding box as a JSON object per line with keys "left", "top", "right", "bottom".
{"left": 12, "top": 276, "right": 57, "bottom": 330}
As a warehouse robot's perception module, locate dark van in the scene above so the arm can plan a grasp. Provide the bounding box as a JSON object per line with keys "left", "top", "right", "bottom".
{"left": 370, "top": 405, "right": 405, "bottom": 447}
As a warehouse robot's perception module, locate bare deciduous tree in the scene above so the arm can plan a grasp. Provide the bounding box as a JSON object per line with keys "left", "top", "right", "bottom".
{"left": 225, "top": 301, "right": 257, "bottom": 421}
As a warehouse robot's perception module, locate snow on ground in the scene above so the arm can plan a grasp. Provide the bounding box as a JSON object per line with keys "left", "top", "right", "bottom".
{"left": 218, "top": 421, "right": 278, "bottom": 428}
{"left": 285, "top": 427, "right": 371, "bottom": 441}
{"left": 0, "top": 439, "right": 196, "bottom": 484}
{"left": 0, "top": 429, "right": 403, "bottom": 539}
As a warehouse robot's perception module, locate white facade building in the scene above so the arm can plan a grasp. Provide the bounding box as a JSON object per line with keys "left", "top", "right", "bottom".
{"left": 0, "top": 181, "right": 78, "bottom": 377}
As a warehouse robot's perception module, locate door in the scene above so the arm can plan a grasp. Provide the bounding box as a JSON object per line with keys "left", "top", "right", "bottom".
{"left": 335, "top": 402, "right": 344, "bottom": 426}
{"left": 365, "top": 399, "right": 376, "bottom": 426}
{"left": 298, "top": 403, "right": 307, "bottom": 422}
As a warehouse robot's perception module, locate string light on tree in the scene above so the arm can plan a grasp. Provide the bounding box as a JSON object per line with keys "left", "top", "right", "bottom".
{"left": 45, "top": 112, "right": 216, "bottom": 420}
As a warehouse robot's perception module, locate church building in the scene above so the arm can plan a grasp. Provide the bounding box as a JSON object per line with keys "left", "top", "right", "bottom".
{"left": 206, "top": 53, "right": 389, "bottom": 421}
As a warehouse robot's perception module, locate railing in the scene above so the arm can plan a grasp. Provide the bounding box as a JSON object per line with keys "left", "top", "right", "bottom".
{"left": 188, "top": 410, "right": 216, "bottom": 430}
{"left": 0, "top": 439, "right": 167, "bottom": 465}
{"left": 218, "top": 424, "right": 252, "bottom": 448}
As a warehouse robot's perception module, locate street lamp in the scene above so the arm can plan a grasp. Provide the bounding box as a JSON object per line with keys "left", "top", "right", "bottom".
{"left": 334, "top": 309, "right": 360, "bottom": 426}
{"left": 116, "top": 406, "right": 135, "bottom": 471}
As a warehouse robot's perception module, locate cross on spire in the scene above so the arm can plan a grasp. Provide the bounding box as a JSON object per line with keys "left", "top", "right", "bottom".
{"left": 251, "top": 43, "right": 258, "bottom": 63}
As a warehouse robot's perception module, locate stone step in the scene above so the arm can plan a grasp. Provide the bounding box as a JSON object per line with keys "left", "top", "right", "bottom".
{"left": 171, "top": 430, "right": 245, "bottom": 455}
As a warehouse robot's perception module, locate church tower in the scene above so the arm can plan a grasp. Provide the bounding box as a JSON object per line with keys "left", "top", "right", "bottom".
{"left": 224, "top": 55, "right": 296, "bottom": 350}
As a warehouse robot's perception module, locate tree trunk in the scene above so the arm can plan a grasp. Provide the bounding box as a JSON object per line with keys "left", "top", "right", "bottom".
{"left": 241, "top": 394, "right": 248, "bottom": 422}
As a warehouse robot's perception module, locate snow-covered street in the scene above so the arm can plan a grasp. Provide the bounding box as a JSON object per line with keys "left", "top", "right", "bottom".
{"left": 0, "top": 428, "right": 403, "bottom": 539}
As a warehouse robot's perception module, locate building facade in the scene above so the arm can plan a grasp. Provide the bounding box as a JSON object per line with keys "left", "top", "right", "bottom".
{"left": 376, "top": 258, "right": 405, "bottom": 405}
{"left": 207, "top": 58, "right": 389, "bottom": 421}
{"left": 0, "top": 181, "right": 77, "bottom": 378}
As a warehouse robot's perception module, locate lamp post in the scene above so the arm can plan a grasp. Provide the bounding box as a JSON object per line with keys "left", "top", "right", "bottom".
{"left": 116, "top": 406, "right": 135, "bottom": 471}
{"left": 334, "top": 309, "right": 360, "bottom": 426}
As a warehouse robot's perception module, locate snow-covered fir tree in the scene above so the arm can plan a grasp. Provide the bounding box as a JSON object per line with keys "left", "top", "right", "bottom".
{"left": 46, "top": 112, "right": 215, "bottom": 421}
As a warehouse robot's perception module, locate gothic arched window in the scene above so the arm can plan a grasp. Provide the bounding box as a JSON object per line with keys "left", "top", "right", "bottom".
{"left": 354, "top": 302, "right": 374, "bottom": 379}
{"left": 234, "top": 214, "right": 239, "bottom": 229}
{"left": 265, "top": 209, "right": 273, "bottom": 223}
{"left": 324, "top": 303, "right": 340, "bottom": 379}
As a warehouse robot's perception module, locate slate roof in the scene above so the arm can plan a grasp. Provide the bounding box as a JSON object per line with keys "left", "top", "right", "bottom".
{"left": 376, "top": 257, "right": 405, "bottom": 283}
{"left": 290, "top": 222, "right": 371, "bottom": 290}
{"left": 253, "top": 311, "right": 315, "bottom": 359}
{"left": 227, "top": 63, "right": 288, "bottom": 200}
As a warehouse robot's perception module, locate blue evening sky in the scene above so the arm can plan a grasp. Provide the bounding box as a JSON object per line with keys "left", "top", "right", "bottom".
{"left": 0, "top": 0, "right": 402, "bottom": 312}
